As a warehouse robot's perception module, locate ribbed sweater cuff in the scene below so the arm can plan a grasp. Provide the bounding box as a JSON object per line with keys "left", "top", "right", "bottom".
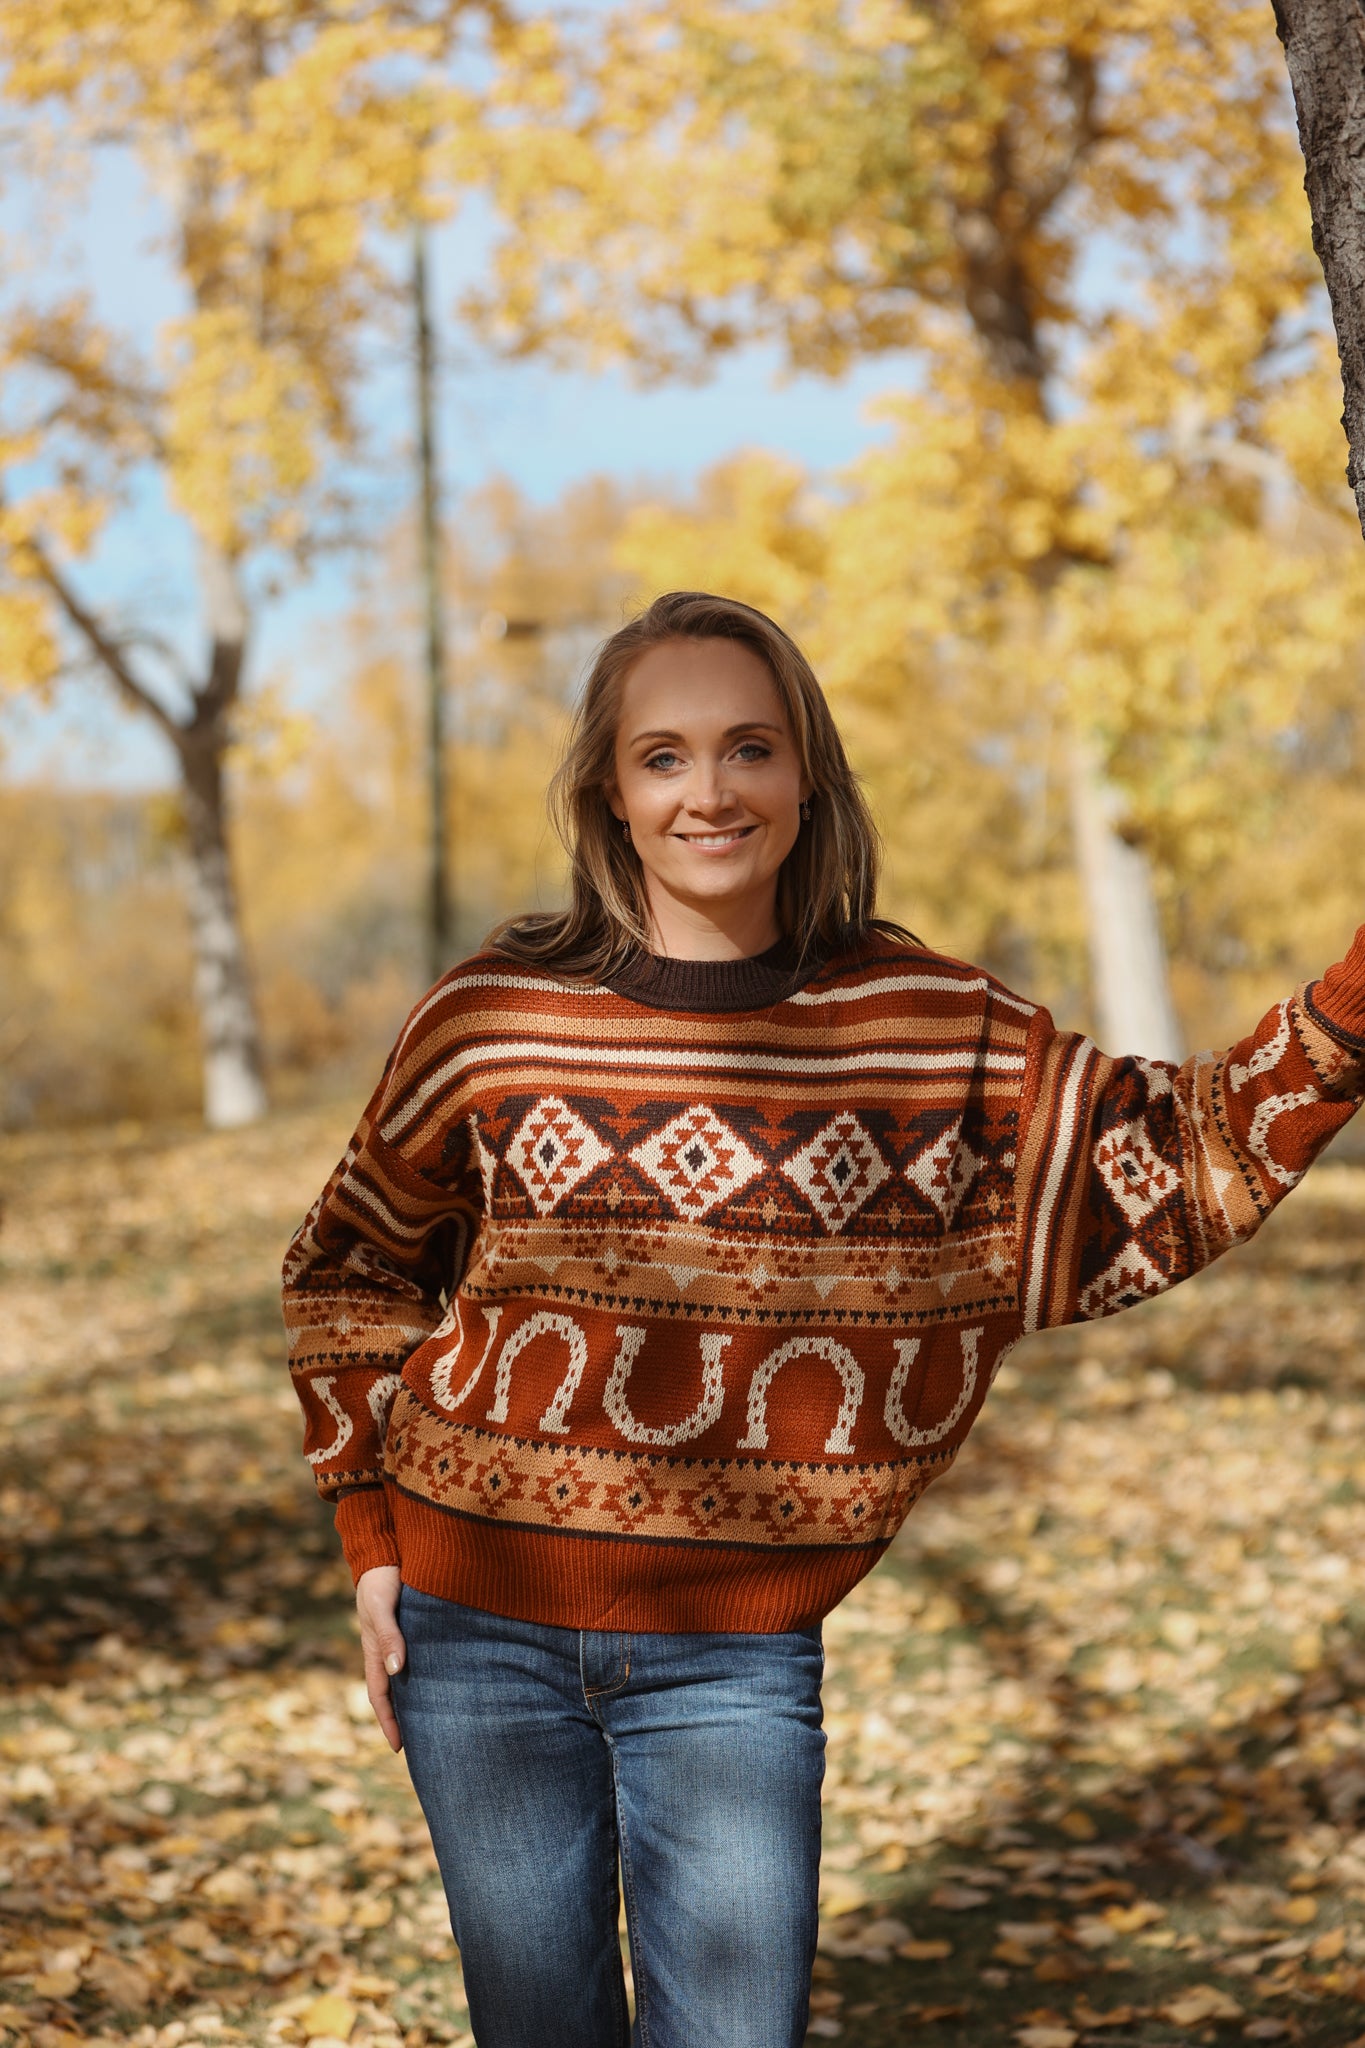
{"left": 334, "top": 1487, "right": 402, "bottom": 1582}
{"left": 1305, "top": 924, "right": 1365, "bottom": 1053}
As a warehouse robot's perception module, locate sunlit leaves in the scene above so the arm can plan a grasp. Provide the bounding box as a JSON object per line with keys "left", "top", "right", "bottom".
{"left": 0, "top": 0, "right": 492, "bottom": 683}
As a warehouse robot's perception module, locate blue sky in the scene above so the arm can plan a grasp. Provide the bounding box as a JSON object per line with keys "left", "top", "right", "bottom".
{"left": 1, "top": 143, "right": 930, "bottom": 791}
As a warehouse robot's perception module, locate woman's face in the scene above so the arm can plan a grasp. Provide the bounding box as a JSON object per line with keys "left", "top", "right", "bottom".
{"left": 609, "top": 636, "right": 810, "bottom": 956}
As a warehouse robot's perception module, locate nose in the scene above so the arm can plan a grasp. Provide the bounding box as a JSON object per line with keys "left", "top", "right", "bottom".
{"left": 683, "top": 758, "right": 736, "bottom": 815}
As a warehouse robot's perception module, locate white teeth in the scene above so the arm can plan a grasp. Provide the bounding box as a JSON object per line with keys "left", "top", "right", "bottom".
{"left": 681, "top": 829, "right": 750, "bottom": 846}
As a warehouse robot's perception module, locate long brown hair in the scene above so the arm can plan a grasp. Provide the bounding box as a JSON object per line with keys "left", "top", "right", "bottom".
{"left": 487, "top": 590, "right": 913, "bottom": 979}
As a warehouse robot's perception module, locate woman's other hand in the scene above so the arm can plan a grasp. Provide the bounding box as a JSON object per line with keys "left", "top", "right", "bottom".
{"left": 356, "top": 1564, "right": 406, "bottom": 1752}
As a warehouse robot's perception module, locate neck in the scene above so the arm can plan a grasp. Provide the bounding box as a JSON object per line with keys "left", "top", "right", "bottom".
{"left": 645, "top": 891, "right": 783, "bottom": 962}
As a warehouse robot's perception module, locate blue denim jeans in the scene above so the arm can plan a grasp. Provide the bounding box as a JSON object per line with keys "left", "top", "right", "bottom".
{"left": 392, "top": 1585, "right": 826, "bottom": 2048}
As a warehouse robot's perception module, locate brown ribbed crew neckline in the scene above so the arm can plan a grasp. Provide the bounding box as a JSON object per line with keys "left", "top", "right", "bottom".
{"left": 603, "top": 936, "right": 819, "bottom": 1012}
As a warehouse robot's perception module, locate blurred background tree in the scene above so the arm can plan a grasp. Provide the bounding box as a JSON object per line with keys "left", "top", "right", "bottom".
{"left": 472, "top": 0, "right": 1365, "bottom": 1052}
{"left": 0, "top": 474, "right": 638, "bottom": 1124}
{"left": 2, "top": 0, "right": 1363, "bottom": 1131}
{"left": 0, "top": 0, "right": 489, "bottom": 1126}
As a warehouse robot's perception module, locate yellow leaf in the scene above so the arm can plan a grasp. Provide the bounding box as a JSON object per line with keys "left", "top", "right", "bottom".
{"left": 350, "top": 1895, "right": 393, "bottom": 1929}
{"left": 818, "top": 1883, "right": 869, "bottom": 1920}
{"left": 300, "top": 1994, "right": 357, "bottom": 2042}
{"left": 1103, "top": 1902, "right": 1165, "bottom": 1934}
{"left": 32, "top": 1969, "right": 82, "bottom": 1998}
{"left": 1160, "top": 1985, "right": 1243, "bottom": 2026}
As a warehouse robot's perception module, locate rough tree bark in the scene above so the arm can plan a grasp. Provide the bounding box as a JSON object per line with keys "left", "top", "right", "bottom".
{"left": 1273, "top": 0, "right": 1365, "bottom": 540}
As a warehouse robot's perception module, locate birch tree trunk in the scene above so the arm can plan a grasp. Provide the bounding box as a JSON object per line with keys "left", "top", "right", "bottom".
{"left": 1068, "top": 742, "right": 1184, "bottom": 1063}
{"left": 176, "top": 539, "right": 268, "bottom": 1130}
{"left": 955, "top": 120, "right": 1183, "bottom": 1062}
{"left": 1273, "top": 0, "right": 1365, "bottom": 540}
{"left": 176, "top": 727, "right": 269, "bottom": 1130}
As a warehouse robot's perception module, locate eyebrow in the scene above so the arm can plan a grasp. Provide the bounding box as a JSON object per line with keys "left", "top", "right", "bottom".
{"left": 629, "top": 722, "right": 785, "bottom": 747}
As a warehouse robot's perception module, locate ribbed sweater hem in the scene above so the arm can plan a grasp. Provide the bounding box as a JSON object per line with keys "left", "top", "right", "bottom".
{"left": 390, "top": 1486, "right": 888, "bottom": 1633}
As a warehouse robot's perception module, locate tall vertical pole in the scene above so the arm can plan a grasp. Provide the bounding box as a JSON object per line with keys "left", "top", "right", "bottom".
{"left": 414, "top": 219, "right": 452, "bottom": 982}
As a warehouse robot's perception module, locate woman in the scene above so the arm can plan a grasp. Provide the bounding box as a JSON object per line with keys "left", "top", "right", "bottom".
{"left": 282, "top": 589, "right": 1365, "bottom": 2048}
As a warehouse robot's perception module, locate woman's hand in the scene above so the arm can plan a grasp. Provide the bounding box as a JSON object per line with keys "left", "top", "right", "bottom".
{"left": 356, "top": 1564, "right": 406, "bottom": 1753}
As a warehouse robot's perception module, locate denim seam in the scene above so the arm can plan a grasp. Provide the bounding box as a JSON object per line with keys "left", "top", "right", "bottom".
{"left": 581, "top": 1635, "right": 633, "bottom": 1706}
{"left": 610, "top": 1739, "right": 652, "bottom": 2048}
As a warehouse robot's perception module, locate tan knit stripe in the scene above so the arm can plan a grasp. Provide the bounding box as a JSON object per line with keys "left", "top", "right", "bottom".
{"left": 788, "top": 971, "right": 1035, "bottom": 1015}
{"left": 379, "top": 1009, "right": 1031, "bottom": 1111}
{"left": 1021, "top": 1034, "right": 1096, "bottom": 1332}
{"left": 1187, "top": 1060, "right": 1270, "bottom": 1243}
{"left": 481, "top": 1217, "right": 1011, "bottom": 1266}
{"left": 333, "top": 1172, "right": 453, "bottom": 1243}
{"left": 389, "top": 1406, "right": 951, "bottom": 1549}
{"left": 382, "top": 1041, "right": 1027, "bottom": 1141}
{"left": 467, "top": 1266, "right": 1011, "bottom": 1322}
{"left": 412, "top": 1005, "right": 1033, "bottom": 1055}
{"left": 401, "top": 1066, "right": 1005, "bottom": 1121}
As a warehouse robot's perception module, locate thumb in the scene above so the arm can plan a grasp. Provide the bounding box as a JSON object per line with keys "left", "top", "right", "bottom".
{"left": 374, "top": 1614, "right": 406, "bottom": 1678}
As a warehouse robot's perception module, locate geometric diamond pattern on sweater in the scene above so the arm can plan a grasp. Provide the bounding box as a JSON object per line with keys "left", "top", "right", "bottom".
{"left": 628, "top": 1103, "right": 763, "bottom": 1218}
{"left": 903, "top": 1114, "right": 981, "bottom": 1225}
{"left": 1093, "top": 1115, "right": 1180, "bottom": 1226}
{"left": 506, "top": 1096, "right": 613, "bottom": 1215}
{"left": 781, "top": 1111, "right": 890, "bottom": 1231}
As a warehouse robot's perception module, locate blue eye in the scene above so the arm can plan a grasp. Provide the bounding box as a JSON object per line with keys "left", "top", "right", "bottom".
{"left": 645, "top": 751, "right": 681, "bottom": 772}
{"left": 735, "top": 742, "right": 771, "bottom": 762}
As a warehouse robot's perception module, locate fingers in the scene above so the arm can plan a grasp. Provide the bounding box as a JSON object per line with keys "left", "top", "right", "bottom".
{"left": 366, "top": 1661, "right": 404, "bottom": 1754}
{"left": 356, "top": 1565, "right": 406, "bottom": 1754}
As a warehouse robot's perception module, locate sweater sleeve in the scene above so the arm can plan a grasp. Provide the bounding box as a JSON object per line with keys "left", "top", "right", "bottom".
{"left": 1015, "top": 925, "right": 1365, "bottom": 1331}
{"left": 281, "top": 978, "right": 485, "bottom": 1580}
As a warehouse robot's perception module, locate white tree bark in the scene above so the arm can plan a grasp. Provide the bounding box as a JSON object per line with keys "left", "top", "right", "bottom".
{"left": 176, "top": 539, "right": 267, "bottom": 1130}
{"left": 178, "top": 737, "right": 269, "bottom": 1129}
{"left": 1068, "top": 742, "right": 1183, "bottom": 1063}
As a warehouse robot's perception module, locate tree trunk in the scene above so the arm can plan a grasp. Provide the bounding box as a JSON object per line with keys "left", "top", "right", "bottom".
{"left": 176, "top": 726, "right": 269, "bottom": 1129}
{"left": 1068, "top": 741, "right": 1183, "bottom": 1062}
{"left": 954, "top": 130, "right": 1182, "bottom": 1058}
{"left": 414, "top": 221, "right": 453, "bottom": 983}
{"left": 1273, "top": 0, "right": 1365, "bottom": 540}
{"left": 179, "top": 539, "right": 267, "bottom": 1130}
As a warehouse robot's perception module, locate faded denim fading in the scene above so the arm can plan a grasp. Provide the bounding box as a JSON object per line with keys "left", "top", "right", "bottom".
{"left": 393, "top": 1585, "right": 826, "bottom": 2048}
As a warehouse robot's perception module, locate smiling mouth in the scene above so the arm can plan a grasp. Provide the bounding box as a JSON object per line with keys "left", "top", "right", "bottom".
{"left": 675, "top": 826, "right": 757, "bottom": 848}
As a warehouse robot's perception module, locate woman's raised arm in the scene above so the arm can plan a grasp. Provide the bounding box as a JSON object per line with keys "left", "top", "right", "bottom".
{"left": 1014, "top": 926, "right": 1365, "bottom": 1332}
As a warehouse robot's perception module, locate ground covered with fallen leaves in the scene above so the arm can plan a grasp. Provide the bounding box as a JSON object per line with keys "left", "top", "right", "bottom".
{"left": 3, "top": 1110, "right": 1365, "bottom": 2048}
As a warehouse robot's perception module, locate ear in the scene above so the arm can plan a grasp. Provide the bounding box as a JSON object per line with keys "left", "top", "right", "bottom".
{"left": 605, "top": 784, "right": 626, "bottom": 823}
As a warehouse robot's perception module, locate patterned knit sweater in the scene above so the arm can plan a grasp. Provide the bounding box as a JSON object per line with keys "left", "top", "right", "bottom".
{"left": 282, "top": 928, "right": 1365, "bottom": 1633}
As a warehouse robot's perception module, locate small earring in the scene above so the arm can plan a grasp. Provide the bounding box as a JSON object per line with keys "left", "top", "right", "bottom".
{"left": 622, "top": 819, "right": 631, "bottom": 842}
{"left": 800, "top": 798, "right": 812, "bottom": 822}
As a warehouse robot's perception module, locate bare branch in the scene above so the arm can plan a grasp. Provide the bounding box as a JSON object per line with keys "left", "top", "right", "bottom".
{"left": 23, "top": 530, "right": 184, "bottom": 737}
